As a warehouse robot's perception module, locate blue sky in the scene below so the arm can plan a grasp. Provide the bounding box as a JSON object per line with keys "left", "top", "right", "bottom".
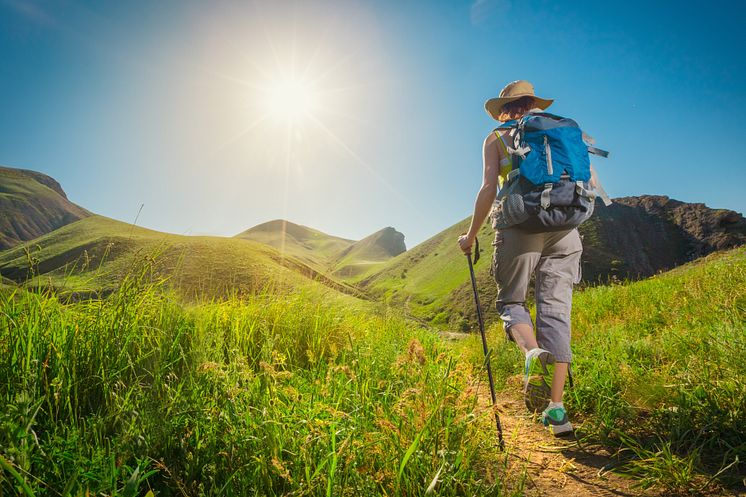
{"left": 1, "top": 0, "right": 744, "bottom": 248}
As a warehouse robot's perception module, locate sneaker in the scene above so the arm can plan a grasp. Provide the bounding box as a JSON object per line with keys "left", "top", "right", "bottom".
{"left": 542, "top": 404, "right": 573, "bottom": 436}
{"left": 523, "top": 348, "right": 553, "bottom": 412}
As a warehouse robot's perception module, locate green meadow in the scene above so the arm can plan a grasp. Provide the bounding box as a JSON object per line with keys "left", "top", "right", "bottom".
{"left": 2, "top": 241, "right": 745, "bottom": 495}
{"left": 0, "top": 216, "right": 360, "bottom": 300}
{"left": 0, "top": 258, "right": 511, "bottom": 496}
{"left": 356, "top": 219, "right": 496, "bottom": 327}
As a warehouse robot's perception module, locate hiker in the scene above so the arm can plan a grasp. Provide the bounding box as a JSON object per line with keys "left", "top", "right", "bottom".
{"left": 458, "top": 80, "right": 598, "bottom": 437}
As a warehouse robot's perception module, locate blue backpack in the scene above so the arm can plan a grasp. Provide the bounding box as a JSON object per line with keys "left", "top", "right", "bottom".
{"left": 490, "top": 112, "right": 611, "bottom": 232}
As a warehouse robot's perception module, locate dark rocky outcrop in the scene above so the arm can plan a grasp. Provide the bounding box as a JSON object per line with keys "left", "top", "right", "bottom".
{"left": 0, "top": 166, "right": 90, "bottom": 250}
{"left": 579, "top": 195, "right": 745, "bottom": 282}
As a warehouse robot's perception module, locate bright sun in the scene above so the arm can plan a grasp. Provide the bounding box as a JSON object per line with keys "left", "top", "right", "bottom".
{"left": 265, "top": 78, "right": 318, "bottom": 121}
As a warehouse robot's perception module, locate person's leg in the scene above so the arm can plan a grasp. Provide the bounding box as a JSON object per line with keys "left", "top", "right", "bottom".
{"left": 550, "top": 362, "right": 568, "bottom": 403}
{"left": 494, "top": 229, "right": 553, "bottom": 410}
{"left": 534, "top": 229, "right": 582, "bottom": 405}
{"left": 494, "top": 228, "right": 542, "bottom": 347}
{"left": 508, "top": 323, "right": 538, "bottom": 354}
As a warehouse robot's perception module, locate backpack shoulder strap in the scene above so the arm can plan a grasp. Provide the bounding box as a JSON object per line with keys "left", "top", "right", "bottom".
{"left": 492, "top": 129, "right": 513, "bottom": 187}
{"left": 492, "top": 129, "right": 511, "bottom": 159}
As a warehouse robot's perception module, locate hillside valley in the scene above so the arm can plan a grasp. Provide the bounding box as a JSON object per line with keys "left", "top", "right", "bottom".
{"left": 1, "top": 165, "right": 745, "bottom": 495}
{"left": 236, "top": 220, "right": 406, "bottom": 277}
{"left": 1, "top": 165, "right": 744, "bottom": 329}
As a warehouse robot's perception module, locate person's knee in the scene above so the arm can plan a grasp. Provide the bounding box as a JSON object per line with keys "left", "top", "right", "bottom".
{"left": 497, "top": 303, "right": 534, "bottom": 343}
{"left": 497, "top": 302, "right": 533, "bottom": 329}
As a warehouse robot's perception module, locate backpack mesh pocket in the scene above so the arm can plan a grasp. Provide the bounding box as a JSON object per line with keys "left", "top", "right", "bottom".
{"left": 490, "top": 193, "right": 530, "bottom": 230}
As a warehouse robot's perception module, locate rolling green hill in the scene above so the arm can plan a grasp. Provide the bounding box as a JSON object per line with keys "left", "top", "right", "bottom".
{"left": 235, "top": 219, "right": 355, "bottom": 273}
{"left": 2, "top": 164, "right": 743, "bottom": 325}
{"left": 0, "top": 166, "right": 90, "bottom": 250}
{"left": 357, "top": 217, "right": 495, "bottom": 327}
{"left": 236, "top": 219, "right": 406, "bottom": 279}
{"left": 0, "top": 215, "right": 362, "bottom": 300}
{"left": 332, "top": 226, "right": 406, "bottom": 278}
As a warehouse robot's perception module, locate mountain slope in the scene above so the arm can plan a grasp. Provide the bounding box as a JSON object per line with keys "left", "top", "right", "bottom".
{"left": 0, "top": 166, "right": 90, "bottom": 250}
{"left": 332, "top": 227, "right": 406, "bottom": 278}
{"left": 360, "top": 195, "right": 746, "bottom": 327}
{"left": 235, "top": 219, "right": 354, "bottom": 272}
{"left": 236, "top": 220, "right": 406, "bottom": 279}
{"left": 581, "top": 195, "right": 746, "bottom": 281}
{"left": 0, "top": 216, "right": 362, "bottom": 300}
{"left": 358, "top": 217, "right": 493, "bottom": 325}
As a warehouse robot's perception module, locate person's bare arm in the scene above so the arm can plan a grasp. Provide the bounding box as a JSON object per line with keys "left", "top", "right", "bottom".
{"left": 458, "top": 133, "right": 500, "bottom": 254}
{"left": 589, "top": 164, "right": 598, "bottom": 189}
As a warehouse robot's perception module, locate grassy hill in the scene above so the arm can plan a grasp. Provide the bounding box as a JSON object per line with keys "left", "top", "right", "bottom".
{"left": 358, "top": 217, "right": 495, "bottom": 327}
{"left": 2, "top": 238, "right": 741, "bottom": 495}
{"left": 0, "top": 166, "right": 90, "bottom": 250}
{"left": 235, "top": 219, "right": 355, "bottom": 273}
{"left": 0, "top": 215, "right": 362, "bottom": 300}
{"left": 332, "top": 227, "right": 406, "bottom": 279}
{"left": 236, "top": 219, "right": 406, "bottom": 280}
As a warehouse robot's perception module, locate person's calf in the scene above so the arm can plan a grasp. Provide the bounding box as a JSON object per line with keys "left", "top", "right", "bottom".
{"left": 508, "top": 323, "right": 538, "bottom": 354}
{"left": 550, "top": 362, "right": 569, "bottom": 403}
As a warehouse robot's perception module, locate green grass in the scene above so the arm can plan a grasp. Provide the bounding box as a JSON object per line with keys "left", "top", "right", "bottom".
{"left": 2, "top": 194, "right": 743, "bottom": 493}
{"left": 0, "top": 256, "right": 518, "bottom": 496}
{"left": 457, "top": 247, "right": 746, "bottom": 493}
{"left": 0, "top": 276, "right": 14, "bottom": 289}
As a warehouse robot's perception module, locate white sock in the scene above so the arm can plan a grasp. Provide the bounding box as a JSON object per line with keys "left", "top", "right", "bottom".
{"left": 547, "top": 401, "right": 564, "bottom": 410}
{"left": 526, "top": 347, "right": 542, "bottom": 358}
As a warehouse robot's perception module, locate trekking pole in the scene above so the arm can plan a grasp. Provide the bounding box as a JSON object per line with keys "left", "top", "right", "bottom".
{"left": 466, "top": 237, "right": 505, "bottom": 449}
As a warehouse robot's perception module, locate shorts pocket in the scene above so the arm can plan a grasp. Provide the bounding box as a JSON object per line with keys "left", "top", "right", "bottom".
{"left": 574, "top": 254, "right": 583, "bottom": 285}
{"left": 490, "top": 233, "right": 503, "bottom": 277}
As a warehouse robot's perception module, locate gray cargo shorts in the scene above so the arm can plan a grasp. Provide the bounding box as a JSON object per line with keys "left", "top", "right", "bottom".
{"left": 491, "top": 227, "right": 582, "bottom": 363}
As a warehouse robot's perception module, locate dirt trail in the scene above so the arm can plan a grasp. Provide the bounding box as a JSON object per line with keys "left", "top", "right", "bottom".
{"left": 440, "top": 334, "right": 745, "bottom": 496}
{"left": 475, "top": 377, "right": 653, "bottom": 497}
{"left": 441, "top": 331, "right": 645, "bottom": 494}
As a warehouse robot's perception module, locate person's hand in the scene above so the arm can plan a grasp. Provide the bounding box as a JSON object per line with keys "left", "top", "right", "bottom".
{"left": 458, "top": 233, "right": 474, "bottom": 254}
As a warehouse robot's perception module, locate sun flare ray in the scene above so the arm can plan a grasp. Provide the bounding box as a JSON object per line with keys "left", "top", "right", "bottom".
{"left": 218, "top": 114, "right": 271, "bottom": 151}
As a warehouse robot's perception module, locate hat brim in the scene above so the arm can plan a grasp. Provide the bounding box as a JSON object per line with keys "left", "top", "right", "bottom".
{"left": 484, "top": 95, "right": 554, "bottom": 121}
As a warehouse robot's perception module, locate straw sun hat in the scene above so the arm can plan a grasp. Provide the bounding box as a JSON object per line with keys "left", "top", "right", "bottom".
{"left": 484, "top": 80, "right": 553, "bottom": 120}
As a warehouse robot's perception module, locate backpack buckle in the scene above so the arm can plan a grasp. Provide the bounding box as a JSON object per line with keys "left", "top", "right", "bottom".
{"left": 540, "top": 183, "right": 553, "bottom": 209}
